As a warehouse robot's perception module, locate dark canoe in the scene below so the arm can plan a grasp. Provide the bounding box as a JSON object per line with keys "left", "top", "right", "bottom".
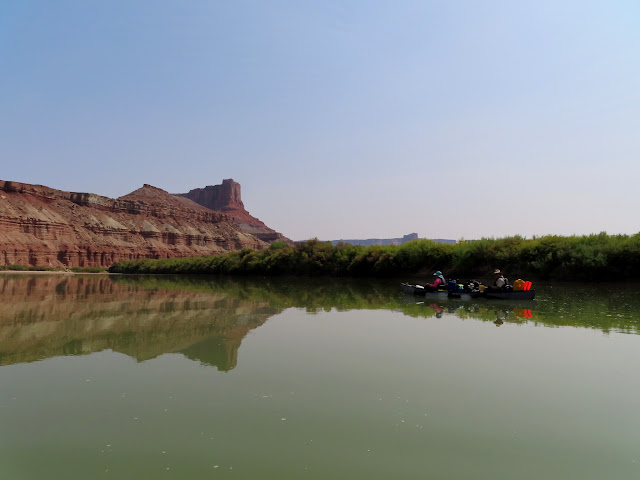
{"left": 400, "top": 283, "right": 536, "bottom": 300}
{"left": 400, "top": 283, "right": 448, "bottom": 295}
{"left": 401, "top": 283, "right": 472, "bottom": 299}
{"left": 475, "top": 290, "right": 536, "bottom": 300}
{"left": 401, "top": 283, "right": 426, "bottom": 295}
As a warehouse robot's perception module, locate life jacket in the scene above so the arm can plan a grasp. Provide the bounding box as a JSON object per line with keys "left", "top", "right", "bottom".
{"left": 494, "top": 275, "right": 509, "bottom": 290}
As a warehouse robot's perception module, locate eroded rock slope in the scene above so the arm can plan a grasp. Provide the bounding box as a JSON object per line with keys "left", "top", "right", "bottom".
{"left": 0, "top": 180, "right": 271, "bottom": 267}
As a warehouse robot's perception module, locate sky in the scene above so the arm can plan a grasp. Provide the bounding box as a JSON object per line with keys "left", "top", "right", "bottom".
{"left": 1, "top": 0, "right": 639, "bottom": 241}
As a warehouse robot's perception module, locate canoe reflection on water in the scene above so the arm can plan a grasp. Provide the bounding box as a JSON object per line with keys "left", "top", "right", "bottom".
{"left": 400, "top": 282, "right": 536, "bottom": 300}
{"left": 422, "top": 300, "right": 533, "bottom": 325}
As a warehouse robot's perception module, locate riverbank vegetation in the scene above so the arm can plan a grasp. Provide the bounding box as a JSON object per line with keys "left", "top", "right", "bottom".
{"left": 108, "top": 232, "right": 640, "bottom": 281}
{"left": 0, "top": 264, "right": 54, "bottom": 272}
{"left": 0, "top": 265, "right": 107, "bottom": 273}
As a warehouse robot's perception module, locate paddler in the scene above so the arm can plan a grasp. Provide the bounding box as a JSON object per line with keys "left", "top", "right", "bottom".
{"left": 425, "top": 270, "right": 446, "bottom": 291}
{"left": 489, "top": 269, "right": 509, "bottom": 291}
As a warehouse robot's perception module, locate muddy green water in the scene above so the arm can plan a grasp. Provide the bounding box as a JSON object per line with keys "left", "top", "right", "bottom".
{"left": 1, "top": 274, "right": 639, "bottom": 480}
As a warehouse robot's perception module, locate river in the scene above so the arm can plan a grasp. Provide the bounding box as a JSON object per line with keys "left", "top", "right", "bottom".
{"left": 1, "top": 274, "right": 639, "bottom": 479}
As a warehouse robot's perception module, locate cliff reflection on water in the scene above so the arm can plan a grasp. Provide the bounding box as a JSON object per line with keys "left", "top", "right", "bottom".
{"left": 0, "top": 275, "right": 279, "bottom": 370}
{"left": 1, "top": 275, "right": 639, "bottom": 368}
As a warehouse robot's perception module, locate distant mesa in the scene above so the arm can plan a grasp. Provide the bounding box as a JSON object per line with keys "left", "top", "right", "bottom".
{"left": 328, "top": 233, "right": 455, "bottom": 247}
{"left": 0, "top": 178, "right": 289, "bottom": 268}
{"left": 177, "top": 179, "right": 285, "bottom": 243}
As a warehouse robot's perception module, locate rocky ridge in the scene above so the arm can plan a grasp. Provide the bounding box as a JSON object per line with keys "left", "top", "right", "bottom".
{"left": 0, "top": 179, "right": 280, "bottom": 268}
{"left": 177, "top": 179, "right": 285, "bottom": 242}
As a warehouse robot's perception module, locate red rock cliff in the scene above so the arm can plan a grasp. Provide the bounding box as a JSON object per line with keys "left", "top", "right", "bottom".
{"left": 180, "top": 179, "right": 245, "bottom": 211}
{"left": 0, "top": 180, "right": 269, "bottom": 268}
{"left": 178, "top": 179, "right": 290, "bottom": 243}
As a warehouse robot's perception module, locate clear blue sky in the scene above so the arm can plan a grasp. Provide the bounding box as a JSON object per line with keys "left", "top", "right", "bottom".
{"left": 2, "top": 0, "right": 639, "bottom": 241}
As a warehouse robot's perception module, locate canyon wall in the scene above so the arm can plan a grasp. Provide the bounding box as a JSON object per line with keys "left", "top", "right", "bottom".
{"left": 0, "top": 180, "right": 269, "bottom": 268}
{"left": 178, "top": 179, "right": 289, "bottom": 243}
{"left": 179, "top": 179, "right": 245, "bottom": 212}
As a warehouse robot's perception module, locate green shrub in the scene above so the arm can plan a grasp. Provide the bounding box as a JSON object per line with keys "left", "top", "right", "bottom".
{"left": 70, "top": 266, "right": 107, "bottom": 273}
{"left": 269, "top": 241, "right": 288, "bottom": 251}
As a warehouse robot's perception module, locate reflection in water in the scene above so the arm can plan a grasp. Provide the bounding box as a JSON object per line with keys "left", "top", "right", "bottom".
{"left": 0, "top": 275, "right": 280, "bottom": 370}
{"left": 413, "top": 284, "right": 640, "bottom": 334}
{"left": 422, "top": 301, "right": 531, "bottom": 327}
{"left": 1, "top": 275, "right": 640, "bottom": 368}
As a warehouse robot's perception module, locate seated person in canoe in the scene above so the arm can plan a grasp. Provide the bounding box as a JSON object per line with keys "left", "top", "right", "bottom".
{"left": 425, "top": 271, "right": 446, "bottom": 291}
{"left": 488, "top": 269, "right": 509, "bottom": 291}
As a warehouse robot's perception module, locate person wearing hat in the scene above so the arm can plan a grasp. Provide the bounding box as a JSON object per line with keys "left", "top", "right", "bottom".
{"left": 425, "top": 270, "right": 446, "bottom": 291}
{"left": 489, "top": 269, "right": 509, "bottom": 291}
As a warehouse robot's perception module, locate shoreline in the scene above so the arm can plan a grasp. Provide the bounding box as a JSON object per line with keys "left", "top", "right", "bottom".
{"left": 0, "top": 270, "right": 113, "bottom": 275}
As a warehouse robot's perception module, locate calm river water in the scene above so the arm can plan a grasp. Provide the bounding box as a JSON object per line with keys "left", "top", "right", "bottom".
{"left": 1, "top": 274, "right": 639, "bottom": 480}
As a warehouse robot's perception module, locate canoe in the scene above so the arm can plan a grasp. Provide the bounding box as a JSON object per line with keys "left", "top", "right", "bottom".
{"left": 476, "top": 290, "right": 535, "bottom": 300}
{"left": 400, "top": 283, "right": 448, "bottom": 295}
{"left": 400, "top": 283, "right": 428, "bottom": 295}
{"left": 400, "top": 283, "right": 535, "bottom": 300}
{"left": 400, "top": 283, "right": 470, "bottom": 299}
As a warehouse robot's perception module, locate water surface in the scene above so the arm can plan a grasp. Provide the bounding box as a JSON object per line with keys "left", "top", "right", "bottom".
{"left": 1, "top": 274, "right": 639, "bottom": 479}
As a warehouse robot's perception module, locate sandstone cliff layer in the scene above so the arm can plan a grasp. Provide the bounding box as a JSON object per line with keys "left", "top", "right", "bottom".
{"left": 178, "top": 179, "right": 287, "bottom": 243}
{"left": 0, "top": 180, "right": 273, "bottom": 268}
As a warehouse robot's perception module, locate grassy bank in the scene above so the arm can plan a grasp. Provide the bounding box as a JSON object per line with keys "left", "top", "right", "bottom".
{"left": 108, "top": 233, "right": 640, "bottom": 281}
{"left": 0, "top": 264, "right": 56, "bottom": 272}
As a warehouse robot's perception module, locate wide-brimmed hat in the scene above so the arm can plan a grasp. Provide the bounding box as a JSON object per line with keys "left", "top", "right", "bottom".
{"left": 433, "top": 271, "right": 442, "bottom": 276}
{"left": 493, "top": 269, "right": 502, "bottom": 275}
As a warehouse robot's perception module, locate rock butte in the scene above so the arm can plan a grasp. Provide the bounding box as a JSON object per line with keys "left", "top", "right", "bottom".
{"left": 0, "top": 179, "right": 289, "bottom": 268}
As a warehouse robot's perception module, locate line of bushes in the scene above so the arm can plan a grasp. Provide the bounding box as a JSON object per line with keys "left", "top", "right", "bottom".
{"left": 0, "top": 264, "right": 56, "bottom": 272}
{"left": 107, "top": 232, "right": 640, "bottom": 281}
{"left": 0, "top": 265, "right": 107, "bottom": 273}
{"left": 69, "top": 266, "right": 108, "bottom": 273}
